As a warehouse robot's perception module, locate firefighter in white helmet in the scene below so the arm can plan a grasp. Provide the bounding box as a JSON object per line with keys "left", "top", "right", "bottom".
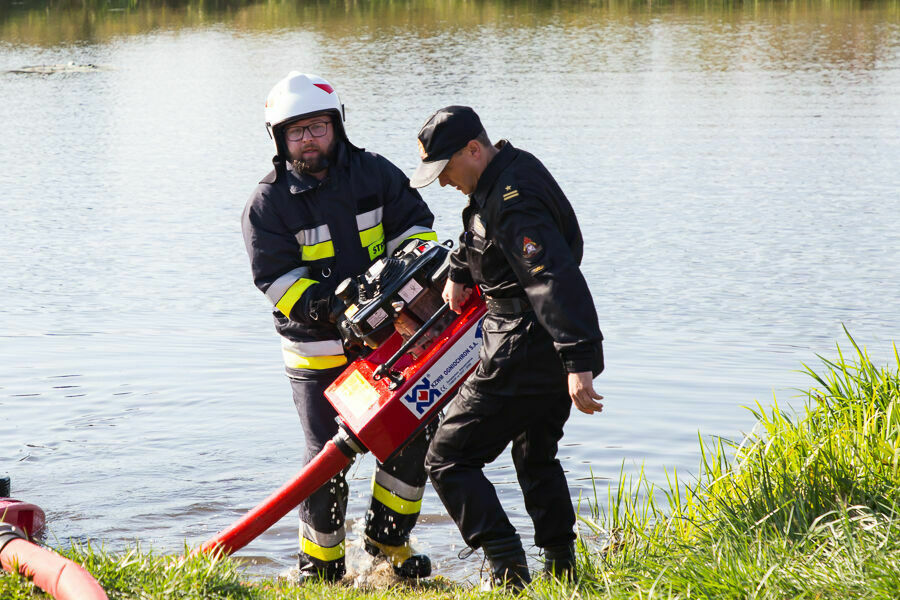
{"left": 242, "top": 72, "right": 438, "bottom": 582}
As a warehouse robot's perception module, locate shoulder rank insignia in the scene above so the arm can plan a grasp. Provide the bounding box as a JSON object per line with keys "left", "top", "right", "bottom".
{"left": 503, "top": 186, "right": 519, "bottom": 201}
{"left": 522, "top": 236, "right": 542, "bottom": 259}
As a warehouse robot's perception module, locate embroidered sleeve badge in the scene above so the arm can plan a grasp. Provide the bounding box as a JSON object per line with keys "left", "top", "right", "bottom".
{"left": 522, "top": 236, "right": 542, "bottom": 259}
{"left": 472, "top": 214, "right": 487, "bottom": 237}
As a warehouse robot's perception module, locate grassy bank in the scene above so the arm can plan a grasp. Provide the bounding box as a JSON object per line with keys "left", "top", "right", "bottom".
{"left": 3, "top": 331, "right": 899, "bottom": 598}
{"left": 576, "top": 330, "right": 900, "bottom": 599}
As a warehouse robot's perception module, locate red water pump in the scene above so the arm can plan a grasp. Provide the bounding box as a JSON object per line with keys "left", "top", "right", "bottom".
{"left": 198, "top": 239, "right": 486, "bottom": 556}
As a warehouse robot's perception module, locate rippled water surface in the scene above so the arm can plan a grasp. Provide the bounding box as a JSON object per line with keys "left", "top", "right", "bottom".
{"left": 2, "top": 0, "right": 899, "bottom": 584}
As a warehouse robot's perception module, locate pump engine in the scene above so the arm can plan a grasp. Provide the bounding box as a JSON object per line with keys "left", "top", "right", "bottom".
{"left": 325, "top": 239, "right": 487, "bottom": 462}
{"left": 334, "top": 239, "right": 455, "bottom": 361}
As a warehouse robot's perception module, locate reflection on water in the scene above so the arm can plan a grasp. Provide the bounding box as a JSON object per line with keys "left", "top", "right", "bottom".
{"left": 1, "top": 0, "right": 899, "bottom": 584}
{"left": 3, "top": 0, "right": 900, "bottom": 52}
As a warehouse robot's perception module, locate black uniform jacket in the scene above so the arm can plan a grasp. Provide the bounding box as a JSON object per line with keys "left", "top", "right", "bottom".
{"left": 448, "top": 140, "right": 603, "bottom": 394}
{"left": 242, "top": 141, "right": 436, "bottom": 375}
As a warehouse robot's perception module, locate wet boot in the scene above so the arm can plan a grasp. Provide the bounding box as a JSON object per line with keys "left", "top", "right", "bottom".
{"left": 481, "top": 534, "right": 531, "bottom": 591}
{"left": 542, "top": 542, "right": 577, "bottom": 581}
{"left": 296, "top": 553, "right": 345, "bottom": 583}
{"left": 364, "top": 536, "right": 432, "bottom": 579}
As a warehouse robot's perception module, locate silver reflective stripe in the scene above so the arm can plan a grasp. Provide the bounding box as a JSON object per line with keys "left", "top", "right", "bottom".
{"left": 374, "top": 469, "right": 425, "bottom": 501}
{"left": 265, "top": 267, "right": 311, "bottom": 305}
{"left": 281, "top": 337, "right": 344, "bottom": 357}
{"left": 386, "top": 225, "right": 432, "bottom": 255}
{"left": 295, "top": 224, "right": 331, "bottom": 246}
{"left": 300, "top": 522, "right": 345, "bottom": 547}
{"left": 356, "top": 207, "right": 383, "bottom": 231}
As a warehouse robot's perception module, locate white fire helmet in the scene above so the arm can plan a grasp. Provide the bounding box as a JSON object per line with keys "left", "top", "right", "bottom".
{"left": 264, "top": 72, "right": 348, "bottom": 158}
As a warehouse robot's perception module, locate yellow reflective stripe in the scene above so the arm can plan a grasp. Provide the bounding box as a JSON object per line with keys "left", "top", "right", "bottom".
{"left": 372, "top": 481, "right": 422, "bottom": 515}
{"left": 406, "top": 231, "right": 438, "bottom": 243}
{"left": 387, "top": 227, "right": 439, "bottom": 255}
{"left": 275, "top": 278, "right": 317, "bottom": 316}
{"left": 266, "top": 267, "right": 312, "bottom": 305}
{"left": 300, "top": 537, "right": 345, "bottom": 562}
{"left": 282, "top": 349, "right": 348, "bottom": 370}
{"left": 359, "top": 223, "right": 385, "bottom": 248}
{"left": 374, "top": 470, "right": 425, "bottom": 502}
{"left": 361, "top": 223, "right": 386, "bottom": 260}
{"left": 301, "top": 240, "right": 335, "bottom": 261}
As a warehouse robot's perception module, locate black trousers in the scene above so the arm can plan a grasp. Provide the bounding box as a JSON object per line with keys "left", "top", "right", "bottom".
{"left": 425, "top": 378, "right": 576, "bottom": 550}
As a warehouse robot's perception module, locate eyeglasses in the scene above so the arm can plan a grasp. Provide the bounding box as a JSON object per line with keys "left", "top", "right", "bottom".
{"left": 284, "top": 121, "right": 331, "bottom": 142}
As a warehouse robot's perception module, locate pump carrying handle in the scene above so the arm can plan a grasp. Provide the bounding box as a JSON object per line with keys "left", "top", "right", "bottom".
{"left": 373, "top": 301, "right": 451, "bottom": 389}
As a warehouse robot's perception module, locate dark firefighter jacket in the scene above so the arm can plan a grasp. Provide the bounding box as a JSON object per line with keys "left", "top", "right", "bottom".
{"left": 448, "top": 140, "right": 603, "bottom": 393}
{"left": 242, "top": 141, "right": 437, "bottom": 377}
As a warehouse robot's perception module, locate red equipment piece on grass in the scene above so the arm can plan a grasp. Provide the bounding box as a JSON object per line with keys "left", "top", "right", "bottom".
{"left": 0, "top": 497, "right": 45, "bottom": 538}
{"left": 198, "top": 240, "right": 486, "bottom": 556}
{"left": 2, "top": 492, "right": 108, "bottom": 600}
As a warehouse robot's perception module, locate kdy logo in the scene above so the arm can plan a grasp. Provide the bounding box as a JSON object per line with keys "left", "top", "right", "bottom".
{"left": 403, "top": 377, "right": 441, "bottom": 415}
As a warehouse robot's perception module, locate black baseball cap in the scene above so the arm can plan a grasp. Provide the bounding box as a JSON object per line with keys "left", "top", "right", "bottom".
{"left": 409, "top": 106, "right": 483, "bottom": 188}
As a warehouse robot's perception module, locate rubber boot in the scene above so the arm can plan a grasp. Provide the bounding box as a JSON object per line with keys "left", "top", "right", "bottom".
{"left": 296, "top": 553, "right": 345, "bottom": 583}
{"left": 364, "top": 536, "right": 432, "bottom": 579}
{"left": 481, "top": 534, "right": 531, "bottom": 591}
{"left": 543, "top": 542, "right": 577, "bottom": 581}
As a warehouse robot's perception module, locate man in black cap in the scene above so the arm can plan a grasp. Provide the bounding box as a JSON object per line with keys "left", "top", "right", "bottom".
{"left": 410, "top": 106, "right": 605, "bottom": 589}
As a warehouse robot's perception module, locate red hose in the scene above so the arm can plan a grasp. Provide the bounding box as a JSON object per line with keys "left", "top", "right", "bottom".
{"left": 0, "top": 538, "right": 108, "bottom": 600}
{"left": 196, "top": 439, "right": 352, "bottom": 556}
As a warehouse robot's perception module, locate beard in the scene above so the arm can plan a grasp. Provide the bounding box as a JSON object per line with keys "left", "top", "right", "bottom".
{"left": 291, "top": 137, "right": 338, "bottom": 175}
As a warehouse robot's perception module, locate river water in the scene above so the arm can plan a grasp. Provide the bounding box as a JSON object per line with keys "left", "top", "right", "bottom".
{"left": 1, "top": 0, "right": 899, "bottom": 585}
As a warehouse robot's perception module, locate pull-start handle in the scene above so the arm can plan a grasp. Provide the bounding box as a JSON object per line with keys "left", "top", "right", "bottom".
{"left": 373, "top": 301, "right": 452, "bottom": 389}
